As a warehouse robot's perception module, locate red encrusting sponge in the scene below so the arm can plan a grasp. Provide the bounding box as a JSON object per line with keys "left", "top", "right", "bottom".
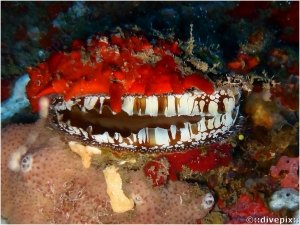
{"left": 26, "top": 31, "right": 215, "bottom": 112}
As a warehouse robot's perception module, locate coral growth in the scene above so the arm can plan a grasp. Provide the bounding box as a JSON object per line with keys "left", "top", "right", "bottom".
{"left": 240, "top": 123, "right": 297, "bottom": 164}
{"left": 223, "top": 194, "right": 280, "bottom": 224}
{"left": 143, "top": 143, "right": 233, "bottom": 185}
{"left": 245, "top": 177, "right": 280, "bottom": 198}
{"left": 227, "top": 52, "right": 259, "bottom": 74}
{"left": 271, "top": 82, "right": 299, "bottom": 111}
{"left": 200, "top": 211, "right": 228, "bottom": 224}
{"left": 244, "top": 91, "right": 285, "bottom": 130}
{"left": 1, "top": 121, "right": 213, "bottom": 223}
{"left": 270, "top": 156, "right": 299, "bottom": 189}
{"left": 143, "top": 157, "right": 169, "bottom": 186}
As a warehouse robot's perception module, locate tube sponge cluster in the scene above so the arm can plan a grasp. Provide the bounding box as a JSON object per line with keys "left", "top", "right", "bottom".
{"left": 1, "top": 121, "right": 213, "bottom": 223}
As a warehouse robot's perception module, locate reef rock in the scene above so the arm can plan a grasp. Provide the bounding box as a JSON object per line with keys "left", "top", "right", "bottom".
{"left": 1, "top": 120, "right": 213, "bottom": 223}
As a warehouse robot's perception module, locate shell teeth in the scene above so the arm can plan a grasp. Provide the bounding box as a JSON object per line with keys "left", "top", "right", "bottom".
{"left": 199, "top": 100, "right": 205, "bottom": 113}
{"left": 56, "top": 111, "right": 63, "bottom": 121}
{"left": 154, "top": 127, "right": 170, "bottom": 146}
{"left": 170, "top": 125, "right": 177, "bottom": 140}
{"left": 122, "top": 96, "right": 135, "bottom": 116}
{"left": 99, "top": 96, "right": 105, "bottom": 114}
{"left": 208, "top": 101, "right": 218, "bottom": 116}
{"left": 164, "top": 95, "right": 176, "bottom": 117}
{"left": 118, "top": 90, "right": 235, "bottom": 117}
{"left": 214, "top": 114, "right": 222, "bottom": 128}
{"left": 180, "top": 122, "right": 191, "bottom": 142}
{"left": 223, "top": 97, "right": 235, "bottom": 112}
{"left": 177, "top": 94, "right": 189, "bottom": 115}
{"left": 66, "top": 100, "right": 74, "bottom": 111}
{"left": 199, "top": 118, "right": 207, "bottom": 132}
{"left": 207, "top": 118, "right": 215, "bottom": 130}
{"left": 54, "top": 101, "right": 66, "bottom": 111}
{"left": 131, "top": 89, "right": 235, "bottom": 116}
{"left": 52, "top": 88, "right": 241, "bottom": 151}
{"left": 93, "top": 132, "right": 114, "bottom": 144}
{"left": 84, "top": 96, "right": 98, "bottom": 111}
{"left": 145, "top": 96, "right": 158, "bottom": 116}
{"left": 138, "top": 128, "right": 147, "bottom": 144}
{"left": 86, "top": 126, "right": 93, "bottom": 136}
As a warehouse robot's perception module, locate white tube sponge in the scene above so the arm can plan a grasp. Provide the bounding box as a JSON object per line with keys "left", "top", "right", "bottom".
{"left": 103, "top": 165, "right": 134, "bottom": 213}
